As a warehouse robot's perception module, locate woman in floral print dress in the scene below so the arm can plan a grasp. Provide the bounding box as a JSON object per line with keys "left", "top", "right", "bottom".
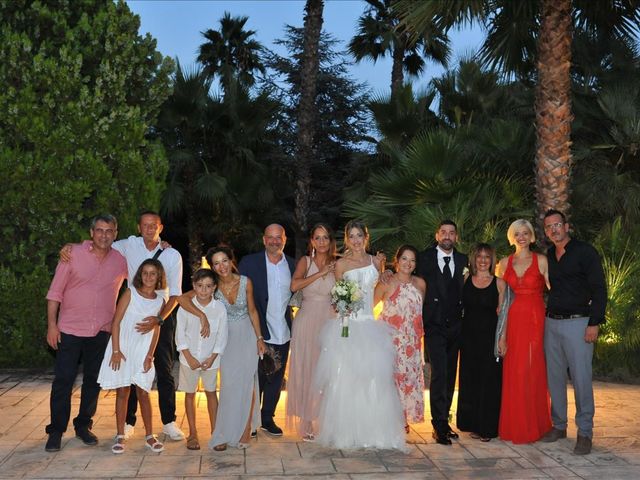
{"left": 375, "top": 245, "right": 426, "bottom": 431}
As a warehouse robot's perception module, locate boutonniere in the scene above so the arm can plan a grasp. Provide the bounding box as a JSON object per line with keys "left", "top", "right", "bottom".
{"left": 463, "top": 267, "right": 469, "bottom": 277}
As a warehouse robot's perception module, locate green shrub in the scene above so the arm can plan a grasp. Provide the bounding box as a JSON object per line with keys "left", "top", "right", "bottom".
{"left": 0, "top": 261, "right": 53, "bottom": 367}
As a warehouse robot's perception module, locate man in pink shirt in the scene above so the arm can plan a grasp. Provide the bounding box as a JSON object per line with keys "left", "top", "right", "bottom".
{"left": 45, "top": 214, "right": 127, "bottom": 452}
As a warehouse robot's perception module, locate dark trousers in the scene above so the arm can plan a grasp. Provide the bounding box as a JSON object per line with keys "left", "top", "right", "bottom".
{"left": 126, "top": 315, "right": 177, "bottom": 426}
{"left": 425, "top": 324, "right": 460, "bottom": 433}
{"left": 46, "top": 331, "right": 109, "bottom": 434}
{"left": 259, "top": 341, "right": 290, "bottom": 424}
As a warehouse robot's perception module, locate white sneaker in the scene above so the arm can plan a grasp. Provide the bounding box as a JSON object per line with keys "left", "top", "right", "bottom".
{"left": 162, "top": 421, "right": 185, "bottom": 440}
{"left": 124, "top": 423, "right": 134, "bottom": 440}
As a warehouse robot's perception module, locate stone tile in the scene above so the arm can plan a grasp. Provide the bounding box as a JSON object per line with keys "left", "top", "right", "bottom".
{"left": 377, "top": 444, "right": 427, "bottom": 459}
{"left": 432, "top": 457, "right": 522, "bottom": 471}
{"left": 350, "top": 473, "right": 446, "bottom": 480}
{"left": 416, "top": 443, "right": 474, "bottom": 460}
{"left": 297, "top": 442, "right": 342, "bottom": 459}
{"left": 540, "top": 466, "right": 581, "bottom": 478}
{"left": 433, "top": 469, "right": 550, "bottom": 479}
{"left": 245, "top": 456, "right": 284, "bottom": 474}
{"left": 332, "top": 456, "right": 388, "bottom": 473}
{"left": 240, "top": 476, "right": 348, "bottom": 480}
{"left": 282, "top": 457, "right": 336, "bottom": 474}
{"left": 594, "top": 436, "right": 640, "bottom": 453}
{"left": 0, "top": 450, "right": 53, "bottom": 478}
{"left": 381, "top": 457, "right": 436, "bottom": 472}
{"left": 535, "top": 441, "right": 597, "bottom": 466}
{"left": 463, "top": 440, "right": 521, "bottom": 458}
{"left": 138, "top": 454, "right": 201, "bottom": 476}
{"left": 509, "top": 444, "right": 563, "bottom": 468}
{"left": 568, "top": 465, "right": 640, "bottom": 479}
{"left": 201, "top": 454, "right": 246, "bottom": 475}
{"left": 86, "top": 453, "right": 143, "bottom": 475}
{"left": 615, "top": 451, "right": 640, "bottom": 465}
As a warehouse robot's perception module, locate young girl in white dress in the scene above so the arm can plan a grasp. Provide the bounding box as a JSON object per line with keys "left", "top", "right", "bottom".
{"left": 98, "top": 258, "right": 166, "bottom": 454}
{"left": 314, "top": 221, "right": 406, "bottom": 450}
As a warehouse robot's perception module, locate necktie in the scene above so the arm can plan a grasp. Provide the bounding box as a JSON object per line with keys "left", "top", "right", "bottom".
{"left": 443, "top": 256, "right": 453, "bottom": 282}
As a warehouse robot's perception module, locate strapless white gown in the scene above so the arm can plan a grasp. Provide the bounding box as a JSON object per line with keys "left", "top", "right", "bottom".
{"left": 314, "top": 263, "right": 406, "bottom": 450}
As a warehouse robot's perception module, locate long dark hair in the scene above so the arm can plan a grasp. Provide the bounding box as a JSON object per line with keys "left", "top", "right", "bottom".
{"left": 309, "top": 223, "right": 337, "bottom": 261}
{"left": 132, "top": 259, "right": 166, "bottom": 290}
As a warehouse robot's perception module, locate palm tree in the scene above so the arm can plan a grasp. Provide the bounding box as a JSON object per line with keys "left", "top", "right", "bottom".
{"left": 158, "top": 63, "right": 281, "bottom": 268}
{"left": 197, "top": 12, "right": 265, "bottom": 91}
{"left": 294, "top": 0, "right": 324, "bottom": 257}
{"left": 349, "top": 0, "right": 450, "bottom": 96}
{"left": 394, "top": 0, "right": 640, "bottom": 234}
{"left": 343, "top": 129, "right": 530, "bottom": 254}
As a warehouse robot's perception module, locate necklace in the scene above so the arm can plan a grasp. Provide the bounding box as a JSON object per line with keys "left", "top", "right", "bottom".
{"left": 219, "top": 277, "right": 238, "bottom": 297}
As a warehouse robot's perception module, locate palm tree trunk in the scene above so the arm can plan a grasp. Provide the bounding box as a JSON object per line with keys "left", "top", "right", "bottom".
{"left": 534, "top": 0, "right": 573, "bottom": 236}
{"left": 295, "top": 0, "right": 324, "bottom": 258}
{"left": 391, "top": 43, "right": 405, "bottom": 96}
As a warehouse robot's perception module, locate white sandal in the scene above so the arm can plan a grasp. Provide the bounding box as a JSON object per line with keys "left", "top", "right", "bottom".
{"left": 111, "top": 434, "right": 125, "bottom": 454}
{"left": 145, "top": 434, "right": 164, "bottom": 453}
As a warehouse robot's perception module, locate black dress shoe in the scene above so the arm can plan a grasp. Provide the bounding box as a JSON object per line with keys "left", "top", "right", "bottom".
{"left": 260, "top": 421, "right": 283, "bottom": 436}
{"left": 45, "top": 431, "right": 62, "bottom": 452}
{"left": 75, "top": 428, "right": 98, "bottom": 446}
{"left": 432, "top": 430, "right": 452, "bottom": 445}
{"left": 447, "top": 427, "right": 459, "bottom": 439}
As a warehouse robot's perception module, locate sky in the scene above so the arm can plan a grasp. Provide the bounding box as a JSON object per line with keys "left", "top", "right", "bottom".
{"left": 126, "top": 0, "right": 485, "bottom": 96}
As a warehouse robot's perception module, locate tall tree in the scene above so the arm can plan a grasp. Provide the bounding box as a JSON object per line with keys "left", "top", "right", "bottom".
{"left": 394, "top": 0, "right": 640, "bottom": 232}
{"left": 260, "top": 26, "right": 370, "bottom": 244}
{"left": 158, "top": 64, "right": 282, "bottom": 269}
{"left": 0, "top": 0, "right": 173, "bottom": 366}
{"left": 197, "top": 12, "right": 265, "bottom": 91}
{"left": 349, "top": 0, "right": 450, "bottom": 96}
{"left": 294, "top": 0, "right": 324, "bottom": 257}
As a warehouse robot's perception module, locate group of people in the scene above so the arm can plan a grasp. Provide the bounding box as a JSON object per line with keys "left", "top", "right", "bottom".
{"left": 43, "top": 209, "right": 606, "bottom": 457}
{"left": 455, "top": 212, "right": 606, "bottom": 456}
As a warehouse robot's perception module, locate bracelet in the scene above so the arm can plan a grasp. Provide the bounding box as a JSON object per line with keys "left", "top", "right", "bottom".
{"left": 257, "top": 336, "right": 264, "bottom": 341}
{"left": 156, "top": 315, "right": 165, "bottom": 326}
{"left": 112, "top": 350, "right": 119, "bottom": 354}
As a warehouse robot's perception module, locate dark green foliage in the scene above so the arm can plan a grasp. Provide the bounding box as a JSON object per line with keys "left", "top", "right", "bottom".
{"left": 0, "top": 0, "right": 173, "bottom": 367}
{"left": 261, "top": 26, "right": 371, "bottom": 234}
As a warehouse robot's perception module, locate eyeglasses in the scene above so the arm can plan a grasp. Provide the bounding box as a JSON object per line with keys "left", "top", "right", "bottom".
{"left": 544, "top": 222, "right": 564, "bottom": 231}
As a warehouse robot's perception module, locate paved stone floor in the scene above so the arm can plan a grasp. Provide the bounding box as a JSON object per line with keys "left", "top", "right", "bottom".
{"left": 1, "top": 371, "right": 639, "bottom": 479}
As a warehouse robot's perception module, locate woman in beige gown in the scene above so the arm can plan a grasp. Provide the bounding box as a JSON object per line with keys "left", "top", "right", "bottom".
{"left": 285, "top": 223, "right": 336, "bottom": 441}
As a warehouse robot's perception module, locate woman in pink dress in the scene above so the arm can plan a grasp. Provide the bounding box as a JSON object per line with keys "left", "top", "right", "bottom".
{"left": 286, "top": 223, "right": 337, "bottom": 441}
{"left": 497, "top": 219, "right": 552, "bottom": 444}
{"left": 375, "top": 245, "right": 426, "bottom": 432}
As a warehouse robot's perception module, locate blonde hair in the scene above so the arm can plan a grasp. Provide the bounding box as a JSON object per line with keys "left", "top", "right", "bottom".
{"left": 506, "top": 219, "right": 536, "bottom": 246}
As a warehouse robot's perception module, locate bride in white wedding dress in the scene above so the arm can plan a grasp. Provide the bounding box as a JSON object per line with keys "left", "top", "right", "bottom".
{"left": 314, "top": 220, "right": 406, "bottom": 450}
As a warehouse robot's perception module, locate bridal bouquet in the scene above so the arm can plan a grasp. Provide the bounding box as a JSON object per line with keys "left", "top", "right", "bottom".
{"left": 330, "top": 279, "right": 363, "bottom": 337}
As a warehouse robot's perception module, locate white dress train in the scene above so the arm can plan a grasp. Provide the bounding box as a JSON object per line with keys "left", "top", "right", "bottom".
{"left": 314, "top": 260, "right": 407, "bottom": 450}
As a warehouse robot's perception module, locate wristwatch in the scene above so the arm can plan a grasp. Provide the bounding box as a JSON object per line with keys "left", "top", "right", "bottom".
{"left": 156, "top": 315, "right": 164, "bottom": 326}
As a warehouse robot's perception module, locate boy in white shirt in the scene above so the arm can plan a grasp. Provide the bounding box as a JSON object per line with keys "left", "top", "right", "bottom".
{"left": 175, "top": 269, "right": 228, "bottom": 450}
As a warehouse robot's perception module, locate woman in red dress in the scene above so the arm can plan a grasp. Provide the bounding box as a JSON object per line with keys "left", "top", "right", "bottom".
{"left": 496, "top": 219, "right": 552, "bottom": 444}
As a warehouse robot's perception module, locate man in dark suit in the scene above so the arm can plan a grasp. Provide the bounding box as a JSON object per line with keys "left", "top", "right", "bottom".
{"left": 239, "top": 223, "right": 296, "bottom": 436}
{"left": 416, "top": 220, "right": 468, "bottom": 445}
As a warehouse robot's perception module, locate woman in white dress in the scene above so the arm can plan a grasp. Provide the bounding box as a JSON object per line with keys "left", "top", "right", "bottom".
{"left": 314, "top": 220, "right": 406, "bottom": 450}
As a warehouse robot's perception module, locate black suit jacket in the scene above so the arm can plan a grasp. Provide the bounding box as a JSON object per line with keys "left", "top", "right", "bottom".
{"left": 416, "top": 246, "right": 468, "bottom": 332}
{"left": 238, "top": 250, "right": 296, "bottom": 342}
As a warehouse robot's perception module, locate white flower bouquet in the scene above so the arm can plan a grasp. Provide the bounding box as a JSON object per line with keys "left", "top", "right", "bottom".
{"left": 330, "top": 279, "right": 363, "bottom": 337}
